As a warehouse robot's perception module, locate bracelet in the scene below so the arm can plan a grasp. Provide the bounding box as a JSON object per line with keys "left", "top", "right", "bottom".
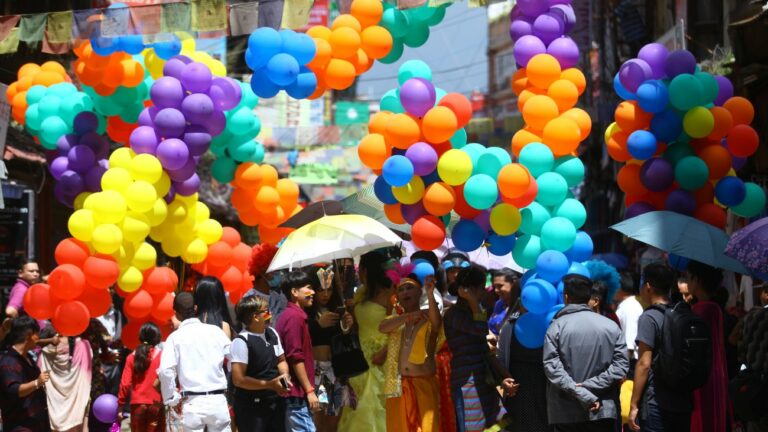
{"left": 305, "top": 387, "right": 315, "bottom": 394}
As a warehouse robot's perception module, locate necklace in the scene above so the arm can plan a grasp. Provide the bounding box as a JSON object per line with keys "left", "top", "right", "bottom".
{"left": 403, "top": 321, "right": 419, "bottom": 346}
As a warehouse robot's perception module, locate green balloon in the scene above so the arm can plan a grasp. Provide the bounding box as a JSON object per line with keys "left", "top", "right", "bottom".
{"left": 540, "top": 217, "right": 577, "bottom": 252}
{"left": 403, "top": 24, "right": 430, "bottom": 48}
{"left": 553, "top": 155, "right": 585, "bottom": 187}
{"left": 519, "top": 142, "right": 554, "bottom": 177}
{"left": 211, "top": 157, "right": 237, "bottom": 183}
{"left": 674, "top": 156, "right": 709, "bottom": 190}
{"left": 520, "top": 202, "right": 551, "bottom": 236}
{"left": 78, "top": 93, "right": 94, "bottom": 113}
{"left": 450, "top": 128, "right": 467, "bottom": 149}
{"left": 663, "top": 142, "right": 694, "bottom": 165}
{"left": 397, "top": 59, "right": 432, "bottom": 85}
{"left": 379, "top": 38, "right": 405, "bottom": 65}
{"left": 512, "top": 234, "right": 541, "bottom": 269}
{"left": 669, "top": 74, "right": 703, "bottom": 111}
{"left": 464, "top": 174, "right": 498, "bottom": 210}
{"left": 535, "top": 172, "right": 568, "bottom": 207}
{"left": 380, "top": 88, "right": 405, "bottom": 113}
{"left": 380, "top": 6, "right": 409, "bottom": 39}
{"left": 695, "top": 72, "right": 719, "bottom": 105}
{"left": 425, "top": 5, "right": 448, "bottom": 26}
{"left": 732, "top": 182, "right": 766, "bottom": 218}
{"left": 405, "top": 5, "right": 437, "bottom": 22}
{"left": 112, "top": 86, "right": 139, "bottom": 106}
{"left": 553, "top": 198, "right": 586, "bottom": 229}
{"left": 229, "top": 139, "right": 258, "bottom": 163}
{"left": 96, "top": 112, "right": 107, "bottom": 135}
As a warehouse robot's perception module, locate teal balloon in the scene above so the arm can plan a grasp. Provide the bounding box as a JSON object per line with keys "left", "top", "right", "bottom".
{"left": 406, "top": 5, "right": 437, "bottom": 22}
{"left": 403, "top": 24, "right": 430, "bottom": 48}
{"left": 40, "top": 116, "right": 69, "bottom": 149}
{"left": 553, "top": 198, "right": 587, "bottom": 229}
{"left": 519, "top": 142, "right": 554, "bottom": 177}
{"left": 59, "top": 98, "right": 85, "bottom": 125}
{"left": 464, "top": 174, "right": 498, "bottom": 210}
{"left": 380, "top": 88, "right": 405, "bottom": 113}
{"left": 462, "top": 143, "right": 486, "bottom": 167}
{"left": 535, "top": 172, "right": 569, "bottom": 206}
{"left": 450, "top": 129, "right": 467, "bottom": 149}
{"left": 211, "top": 157, "right": 238, "bottom": 183}
{"left": 112, "top": 86, "right": 139, "bottom": 106}
{"left": 425, "top": 4, "right": 447, "bottom": 26}
{"left": 435, "top": 87, "right": 447, "bottom": 103}
{"left": 48, "top": 82, "right": 78, "bottom": 97}
{"left": 381, "top": 6, "right": 409, "bottom": 38}
{"left": 119, "top": 103, "right": 143, "bottom": 124}
{"left": 487, "top": 147, "right": 512, "bottom": 166}
{"left": 397, "top": 60, "right": 432, "bottom": 85}
{"left": 512, "top": 234, "right": 542, "bottom": 269}
{"left": 96, "top": 113, "right": 107, "bottom": 135}
{"left": 520, "top": 202, "right": 551, "bottom": 236}
{"left": 25, "top": 85, "right": 47, "bottom": 105}
{"left": 25, "top": 105, "right": 42, "bottom": 131}
{"left": 669, "top": 74, "right": 703, "bottom": 111}
{"left": 695, "top": 72, "right": 719, "bottom": 104}
{"left": 229, "top": 140, "right": 258, "bottom": 162}
{"left": 380, "top": 38, "right": 404, "bottom": 64}
{"left": 210, "top": 142, "right": 227, "bottom": 157}
{"left": 237, "top": 82, "right": 259, "bottom": 109}
{"left": 540, "top": 217, "right": 577, "bottom": 252}
{"left": 211, "top": 129, "right": 232, "bottom": 150}
{"left": 731, "top": 183, "right": 766, "bottom": 218}
{"left": 553, "top": 156, "right": 585, "bottom": 187}
{"left": 674, "top": 156, "right": 709, "bottom": 191}
{"left": 252, "top": 142, "right": 265, "bottom": 163}
{"left": 38, "top": 95, "right": 61, "bottom": 118}
{"left": 228, "top": 107, "right": 256, "bottom": 134}
{"left": 663, "top": 142, "right": 694, "bottom": 165}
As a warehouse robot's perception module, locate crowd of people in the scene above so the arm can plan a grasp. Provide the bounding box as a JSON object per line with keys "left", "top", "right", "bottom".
{"left": 1, "top": 247, "right": 767, "bottom": 432}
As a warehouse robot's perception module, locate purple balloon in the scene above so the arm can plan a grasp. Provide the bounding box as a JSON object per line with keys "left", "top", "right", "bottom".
{"left": 405, "top": 142, "right": 438, "bottom": 176}
{"left": 156, "top": 138, "right": 189, "bottom": 171}
{"left": 402, "top": 202, "right": 427, "bottom": 225}
{"left": 209, "top": 77, "right": 243, "bottom": 111}
{"left": 49, "top": 156, "right": 69, "bottom": 180}
{"left": 509, "top": 16, "right": 534, "bottom": 42}
{"left": 665, "top": 189, "right": 696, "bottom": 215}
{"left": 56, "top": 134, "right": 79, "bottom": 154}
{"left": 73, "top": 112, "right": 99, "bottom": 135}
{"left": 84, "top": 163, "right": 107, "bottom": 192}
{"left": 549, "top": 4, "right": 576, "bottom": 33}
{"left": 79, "top": 132, "right": 109, "bottom": 160}
{"left": 665, "top": 50, "right": 697, "bottom": 78}
{"left": 619, "top": 59, "right": 652, "bottom": 93}
{"left": 153, "top": 108, "right": 186, "bottom": 139}
{"left": 183, "top": 125, "right": 212, "bottom": 157}
{"left": 533, "top": 13, "right": 564, "bottom": 45}
{"left": 163, "top": 56, "right": 192, "bottom": 80}
{"left": 473, "top": 210, "right": 491, "bottom": 233}
{"left": 514, "top": 35, "right": 547, "bottom": 67}
{"left": 547, "top": 37, "right": 579, "bottom": 69}
{"left": 640, "top": 157, "right": 674, "bottom": 192}
{"left": 200, "top": 109, "right": 227, "bottom": 136}
{"left": 54, "top": 182, "right": 75, "bottom": 208}
{"left": 92, "top": 394, "right": 118, "bottom": 424}
{"left": 67, "top": 145, "right": 96, "bottom": 173}
{"left": 516, "top": 0, "right": 549, "bottom": 17}
{"left": 130, "top": 126, "right": 159, "bottom": 155}
{"left": 164, "top": 188, "right": 176, "bottom": 204}
{"left": 181, "top": 93, "right": 215, "bottom": 125}
{"left": 713, "top": 75, "right": 733, "bottom": 106}
{"left": 625, "top": 202, "right": 656, "bottom": 219}
{"left": 181, "top": 62, "right": 213, "bottom": 94}
{"left": 151, "top": 77, "right": 185, "bottom": 109}
{"left": 59, "top": 170, "right": 84, "bottom": 196}
{"left": 638, "top": 43, "right": 669, "bottom": 79}
{"left": 137, "top": 106, "right": 158, "bottom": 127}
{"left": 732, "top": 156, "right": 747, "bottom": 171}
{"left": 166, "top": 156, "right": 196, "bottom": 182}
{"left": 174, "top": 173, "right": 200, "bottom": 196}
{"left": 400, "top": 78, "right": 436, "bottom": 118}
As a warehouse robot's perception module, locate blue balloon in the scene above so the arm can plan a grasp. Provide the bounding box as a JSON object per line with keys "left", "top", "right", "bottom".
{"left": 556, "top": 281, "right": 564, "bottom": 304}
{"left": 422, "top": 169, "right": 441, "bottom": 185}
{"left": 119, "top": 35, "right": 145, "bottom": 55}
{"left": 566, "top": 262, "right": 591, "bottom": 278}
{"left": 715, "top": 176, "right": 747, "bottom": 207}
{"left": 154, "top": 37, "right": 182, "bottom": 60}
{"left": 521, "top": 279, "right": 557, "bottom": 314}
{"left": 373, "top": 176, "right": 398, "bottom": 205}
{"left": 285, "top": 68, "right": 317, "bottom": 99}
{"left": 650, "top": 110, "right": 683, "bottom": 143}
{"left": 382, "top": 155, "right": 414, "bottom": 187}
{"left": 627, "top": 130, "right": 658, "bottom": 160}
{"left": 451, "top": 219, "right": 486, "bottom": 252}
{"left": 514, "top": 312, "right": 549, "bottom": 349}
{"left": 91, "top": 36, "right": 117, "bottom": 56}
{"left": 266, "top": 53, "right": 299, "bottom": 86}
{"left": 250, "top": 68, "right": 281, "bottom": 98}
{"left": 536, "top": 250, "right": 570, "bottom": 283}
{"left": 613, "top": 73, "right": 636, "bottom": 101}
{"left": 546, "top": 304, "right": 565, "bottom": 323}
{"left": 521, "top": 270, "right": 537, "bottom": 286}
{"left": 412, "top": 260, "right": 435, "bottom": 284}
{"left": 247, "top": 28, "right": 283, "bottom": 70}
{"left": 636, "top": 80, "right": 669, "bottom": 113}
{"left": 487, "top": 233, "right": 516, "bottom": 256}
{"left": 281, "top": 31, "right": 316, "bottom": 65}
{"left": 564, "top": 231, "right": 593, "bottom": 262}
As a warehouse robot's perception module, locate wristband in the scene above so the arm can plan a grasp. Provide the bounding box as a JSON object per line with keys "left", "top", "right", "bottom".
{"left": 305, "top": 386, "right": 315, "bottom": 394}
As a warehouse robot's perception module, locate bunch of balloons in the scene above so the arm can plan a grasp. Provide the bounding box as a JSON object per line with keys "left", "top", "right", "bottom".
{"left": 91, "top": 31, "right": 181, "bottom": 61}
{"left": 510, "top": 0, "right": 579, "bottom": 69}
{"left": 210, "top": 81, "right": 265, "bottom": 183}
{"left": 49, "top": 113, "right": 110, "bottom": 207}
{"left": 72, "top": 40, "right": 145, "bottom": 97}
{"left": 246, "top": 28, "right": 318, "bottom": 98}
{"left": 82, "top": 71, "right": 153, "bottom": 144}
{"left": 608, "top": 44, "right": 766, "bottom": 226}
{"left": 378, "top": 2, "right": 448, "bottom": 64}
{"left": 6, "top": 61, "right": 72, "bottom": 125}
{"left": 24, "top": 83, "right": 95, "bottom": 149}
{"left": 144, "top": 33, "right": 227, "bottom": 79}
{"left": 131, "top": 56, "right": 241, "bottom": 196}
{"left": 191, "top": 227, "right": 255, "bottom": 303}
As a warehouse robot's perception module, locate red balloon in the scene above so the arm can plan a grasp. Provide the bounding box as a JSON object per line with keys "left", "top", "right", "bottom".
{"left": 206, "top": 242, "right": 233, "bottom": 267}
{"left": 453, "top": 185, "right": 483, "bottom": 219}
{"left": 411, "top": 215, "right": 446, "bottom": 251}
{"left": 232, "top": 243, "right": 251, "bottom": 272}
{"left": 727, "top": 124, "right": 759, "bottom": 157}
{"left": 78, "top": 286, "right": 112, "bottom": 317}
{"left": 83, "top": 255, "right": 120, "bottom": 289}
{"left": 220, "top": 227, "right": 241, "bottom": 247}
{"left": 54, "top": 238, "right": 90, "bottom": 267}
{"left": 695, "top": 203, "right": 726, "bottom": 229}
{"left": 23, "top": 283, "right": 53, "bottom": 320}
{"left": 52, "top": 301, "right": 90, "bottom": 336}
{"left": 120, "top": 320, "right": 141, "bottom": 350}
{"left": 502, "top": 177, "right": 538, "bottom": 208}
{"left": 143, "top": 267, "right": 178, "bottom": 295}
{"left": 228, "top": 287, "right": 246, "bottom": 305}
{"left": 124, "top": 290, "right": 153, "bottom": 320}
{"left": 438, "top": 93, "right": 473, "bottom": 128}
{"left": 617, "top": 164, "right": 647, "bottom": 196}
{"left": 219, "top": 266, "right": 243, "bottom": 293}
{"left": 150, "top": 292, "right": 175, "bottom": 322}
{"left": 49, "top": 264, "right": 86, "bottom": 301}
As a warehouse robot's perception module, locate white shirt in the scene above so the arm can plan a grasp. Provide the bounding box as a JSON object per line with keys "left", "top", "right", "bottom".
{"left": 616, "top": 295, "right": 644, "bottom": 359}
{"left": 230, "top": 329, "right": 284, "bottom": 365}
{"left": 97, "top": 306, "right": 121, "bottom": 340}
{"left": 158, "top": 318, "right": 231, "bottom": 405}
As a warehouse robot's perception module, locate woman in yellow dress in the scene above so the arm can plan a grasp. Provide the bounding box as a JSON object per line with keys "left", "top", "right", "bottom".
{"left": 337, "top": 251, "right": 394, "bottom": 432}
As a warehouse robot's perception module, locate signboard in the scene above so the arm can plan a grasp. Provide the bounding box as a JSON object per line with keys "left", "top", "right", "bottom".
{"left": 289, "top": 163, "right": 338, "bottom": 184}
{"left": 299, "top": 0, "right": 329, "bottom": 32}
{"left": 0, "top": 183, "right": 34, "bottom": 290}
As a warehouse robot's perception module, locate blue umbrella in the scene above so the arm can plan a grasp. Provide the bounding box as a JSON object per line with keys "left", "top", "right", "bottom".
{"left": 610, "top": 211, "right": 748, "bottom": 273}
{"left": 724, "top": 217, "right": 768, "bottom": 279}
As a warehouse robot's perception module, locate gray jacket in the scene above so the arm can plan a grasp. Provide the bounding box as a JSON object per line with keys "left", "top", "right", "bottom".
{"left": 543, "top": 304, "right": 628, "bottom": 424}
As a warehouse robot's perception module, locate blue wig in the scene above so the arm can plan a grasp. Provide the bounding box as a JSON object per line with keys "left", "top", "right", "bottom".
{"left": 584, "top": 260, "right": 621, "bottom": 304}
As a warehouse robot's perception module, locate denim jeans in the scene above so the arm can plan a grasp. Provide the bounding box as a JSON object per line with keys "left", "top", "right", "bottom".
{"left": 641, "top": 398, "right": 690, "bottom": 432}
{"left": 285, "top": 397, "right": 316, "bottom": 432}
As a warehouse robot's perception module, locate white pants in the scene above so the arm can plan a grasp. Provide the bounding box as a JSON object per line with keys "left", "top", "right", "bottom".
{"left": 182, "top": 394, "right": 231, "bottom": 432}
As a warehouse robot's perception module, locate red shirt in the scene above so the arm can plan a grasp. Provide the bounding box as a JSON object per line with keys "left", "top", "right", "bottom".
{"left": 118, "top": 347, "right": 162, "bottom": 406}
{"left": 276, "top": 302, "right": 315, "bottom": 399}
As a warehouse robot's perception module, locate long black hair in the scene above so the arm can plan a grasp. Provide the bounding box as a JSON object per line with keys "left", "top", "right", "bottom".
{"left": 1, "top": 316, "right": 39, "bottom": 349}
{"left": 359, "top": 251, "right": 392, "bottom": 302}
{"left": 307, "top": 265, "right": 343, "bottom": 316}
{"left": 194, "top": 276, "right": 233, "bottom": 330}
{"left": 134, "top": 322, "right": 161, "bottom": 375}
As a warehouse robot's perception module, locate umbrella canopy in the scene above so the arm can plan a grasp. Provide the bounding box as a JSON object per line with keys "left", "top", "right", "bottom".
{"left": 279, "top": 200, "right": 344, "bottom": 229}
{"left": 610, "top": 211, "right": 748, "bottom": 274}
{"left": 400, "top": 239, "right": 525, "bottom": 273}
{"left": 268, "top": 214, "right": 403, "bottom": 272}
{"left": 724, "top": 217, "right": 768, "bottom": 278}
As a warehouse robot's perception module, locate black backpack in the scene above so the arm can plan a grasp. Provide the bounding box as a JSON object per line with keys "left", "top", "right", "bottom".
{"left": 649, "top": 302, "right": 712, "bottom": 391}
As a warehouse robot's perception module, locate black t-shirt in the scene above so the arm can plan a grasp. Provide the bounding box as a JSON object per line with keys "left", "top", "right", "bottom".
{"left": 636, "top": 307, "right": 694, "bottom": 414}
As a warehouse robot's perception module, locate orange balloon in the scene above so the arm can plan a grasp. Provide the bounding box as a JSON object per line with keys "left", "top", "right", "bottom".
{"left": 207, "top": 241, "right": 234, "bottom": 267}
{"left": 358, "top": 133, "right": 390, "bottom": 169}
{"left": 143, "top": 267, "right": 178, "bottom": 295}
{"left": 560, "top": 68, "right": 586, "bottom": 95}
{"left": 385, "top": 113, "right": 421, "bottom": 149}
{"left": 547, "top": 79, "right": 579, "bottom": 111}
{"left": 727, "top": 125, "right": 759, "bottom": 157}
{"left": 79, "top": 286, "right": 112, "bottom": 317}
{"left": 324, "top": 58, "right": 356, "bottom": 90}
{"left": 76, "top": 62, "right": 102, "bottom": 87}
{"left": 517, "top": 88, "right": 545, "bottom": 112}
{"left": 510, "top": 68, "right": 528, "bottom": 95}
{"left": 723, "top": 96, "right": 754, "bottom": 125}
{"left": 221, "top": 226, "right": 241, "bottom": 246}
{"left": 606, "top": 130, "right": 632, "bottom": 162}
{"left": 617, "top": 164, "right": 647, "bottom": 195}
{"left": 384, "top": 203, "right": 406, "bottom": 224}
{"left": 695, "top": 203, "right": 726, "bottom": 229}
{"left": 543, "top": 116, "right": 581, "bottom": 156}
{"left": 121, "top": 59, "right": 145, "bottom": 87}
{"left": 277, "top": 178, "right": 300, "bottom": 213}
{"left": 220, "top": 265, "right": 243, "bottom": 292}
{"left": 258, "top": 225, "right": 292, "bottom": 245}
{"left": 231, "top": 243, "right": 252, "bottom": 272}
{"left": 16, "top": 75, "right": 33, "bottom": 92}
{"left": 231, "top": 187, "right": 255, "bottom": 210}
{"left": 369, "top": 111, "right": 393, "bottom": 135}
{"left": 150, "top": 292, "right": 175, "bottom": 322}
{"left": 331, "top": 14, "right": 362, "bottom": 32}
{"left": 6, "top": 82, "right": 17, "bottom": 101}
{"left": 234, "top": 163, "right": 262, "bottom": 189}
{"left": 501, "top": 177, "right": 538, "bottom": 208}
{"left": 698, "top": 145, "right": 732, "bottom": 179}
{"left": 561, "top": 108, "right": 592, "bottom": 141}
{"left": 103, "top": 58, "right": 125, "bottom": 88}
{"left": 23, "top": 283, "right": 53, "bottom": 320}
{"left": 350, "top": 0, "right": 384, "bottom": 27}
{"left": 83, "top": 255, "right": 120, "bottom": 289}
{"left": 40, "top": 61, "right": 67, "bottom": 78}
{"left": 259, "top": 205, "right": 287, "bottom": 228}
{"left": 308, "top": 81, "right": 327, "bottom": 100}
{"left": 308, "top": 38, "right": 332, "bottom": 69}
{"left": 55, "top": 238, "right": 91, "bottom": 267}
{"left": 346, "top": 49, "right": 370, "bottom": 75}
{"left": 94, "top": 82, "right": 117, "bottom": 97}
{"left": 360, "top": 26, "right": 393, "bottom": 59}
{"left": 707, "top": 107, "right": 733, "bottom": 140}
{"left": 31, "top": 71, "right": 65, "bottom": 87}
{"left": 238, "top": 209, "right": 261, "bottom": 226}
{"left": 522, "top": 95, "right": 559, "bottom": 130}
{"left": 254, "top": 186, "right": 280, "bottom": 213}
{"left": 614, "top": 101, "right": 651, "bottom": 131}
{"left": 124, "top": 290, "right": 153, "bottom": 320}
{"left": 259, "top": 164, "right": 279, "bottom": 187}
{"left": 453, "top": 185, "right": 482, "bottom": 219}
{"left": 423, "top": 182, "right": 456, "bottom": 216}
{"left": 525, "top": 54, "right": 561, "bottom": 89}
{"left": 49, "top": 264, "right": 87, "bottom": 301}
{"left": 511, "top": 127, "right": 543, "bottom": 157}
{"left": 308, "top": 25, "right": 332, "bottom": 40}
{"left": 422, "top": 106, "right": 458, "bottom": 144}
{"left": 53, "top": 301, "right": 90, "bottom": 336}
{"left": 17, "top": 63, "right": 41, "bottom": 79}
{"left": 438, "top": 93, "right": 473, "bottom": 128}
{"left": 411, "top": 215, "right": 446, "bottom": 251}
{"left": 497, "top": 164, "right": 531, "bottom": 199}
{"left": 330, "top": 27, "right": 362, "bottom": 59}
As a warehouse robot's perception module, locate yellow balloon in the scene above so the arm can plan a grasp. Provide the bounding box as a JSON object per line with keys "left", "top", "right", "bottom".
{"left": 113, "top": 244, "right": 133, "bottom": 270}
{"left": 177, "top": 32, "right": 196, "bottom": 53}
{"left": 161, "top": 236, "right": 184, "bottom": 257}
{"left": 126, "top": 180, "right": 158, "bottom": 213}
{"left": 92, "top": 190, "right": 128, "bottom": 224}
{"left": 145, "top": 51, "right": 164, "bottom": 79}
{"left": 437, "top": 149, "right": 473, "bottom": 186}
{"left": 130, "top": 154, "right": 163, "bottom": 184}
{"left": 167, "top": 200, "right": 188, "bottom": 223}
{"left": 92, "top": 223, "right": 123, "bottom": 254}
{"left": 182, "top": 238, "right": 208, "bottom": 264}
{"left": 173, "top": 216, "right": 197, "bottom": 240}
{"left": 74, "top": 192, "right": 90, "bottom": 210}
{"left": 154, "top": 172, "right": 172, "bottom": 197}
{"left": 392, "top": 176, "right": 425, "bottom": 205}
{"left": 175, "top": 193, "right": 199, "bottom": 206}
{"left": 108, "top": 147, "right": 135, "bottom": 169}
{"left": 118, "top": 266, "right": 143, "bottom": 292}
{"left": 132, "top": 242, "right": 157, "bottom": 270}
{"left": 101, "top": 167, "right": 133, "bottom": 193}
{"left": 121, "top": 212, "right": 151, "bottom": 244}
{"left": 196, "top": 219, "right": 223, "bottom": 244}
{"left": 145, "top": 199, "right": 168, "bottom": 227}
{"left": 68, "top": 209, "right": 96, "bottom": 241}
{"left": 149, "top": 224, "right": 165, "bottom": 243}
{"left": 604, "top": 121, "right": 621, "bottom": 144}
{"left": 194, "top": 202, "right": 210, "bottom": 222}
{"left": 490, "top": 203, "right": 522, "bottom": 236}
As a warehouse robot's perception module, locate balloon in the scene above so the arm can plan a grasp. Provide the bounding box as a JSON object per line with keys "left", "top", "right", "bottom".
{"left": 438, "top": 93, "right": 473, "bottom": 128}
{"left": 463, "top": 174, "right": 498, "bottom": 210}
{"left": 514, "top": 312, "right": 548, "bottom": 348}
{"left": 437, "top": 149, "right": 472, "bottom": 186}
{"left": 619, "top": 59, "right": 652, "bottom": 93}
{"left": 650, "top": 110, "right": 683, "bottom": 143}
{"left": 536, "top": 250, "right": 570, "bottom": 283}
{"left": 83, "top": 256, "right": 120, "bottom": 289}
{"left": 422, "top": 106, "right": 458, "bottom": 144}
{"left": 665, "top": 189, "right": 696, "bottom": 215}
{"left": 92, "top": 224, "right": 123, "bottom": 254}
{"left": 412, "top": 215, "right": 445, "bottom": 251}
{"left": 392, "top": 176, "right": 425, "bottom": 205}
{"left": 675, "top": 156, "right": 709, "bottom": 191}
{"left": 564, "top": 231, "right": 593, "bottom": 262}
{"left": 731, "top": 183, "right": 766, "bottom": 218}
{"left": 405, "top": 142, "right": 438, "bottom": 176}
{"left": 540, "top": 217, "right": 577, "bottom": 252}
{"left": 640, "top": 158, "right": 674, "bottom": 192}
{"left": 512, "top": 234, "right": 542, "bottom": 269}
{"left": 542, "top": 116, "right": 581, "bottom": 156}
{"left": 522, "top": 279, "right": 557, "bottom": 314}
{"left": 23, "top": 283, "right": 53, "bottom": 319}
{"left": 526, "top": 54, "right": 561, "bottom": 89}
{"left": 514, "top": 35, "right": 546, "bottom": 67}
{"left": 49, "top": 264, "right": 86, "bottom": 301}
{"left": 727, "top": 125, "right": 759, "bottom": 157}
{"left": 665, "top": 49, "right": 697, "bottom": 77}
{"left": 522, "top": 95, "right": 558, "bottom": 130}
{"left": 124, "top": 290, "right": 153, "bottom": 320}
{"left": 53, "top": 301, "right": 90, "bottom": 336}
{"left": 382, "top": 155, "right": 414, "bottom": 187}
{"left": 55, "top": 238, "right": 90, "bottom": 267}
{"left": 714, "top": 176, "right": 747, "bottom": 207}
{"left": 566, "top": 262, "right": 591, "bottom": 278}
{"left": 400, "top": 78, "right": 436, "bottom": 117}
{"left": 714, "top": 76, "right": 734, "bottom": 106}
{"left": 635, "top": 80, "right": 669, "bottom": 113}
{"left": 423, "top": 182, "right": 455, "bottom": 216}
{"left": 553, "top": 156, "right": 584, "bottom": 187}
{"left": 683, "top": 107, "right": 714, "bottom": 138}
{"left": 638, "top": 43, "right": 669, "bottom": 79}
{"left": 613, "top": 73, "right": 636, "bottom": 100}
{"left": 490, "top": 203, "right": 521, "bottom": 236}
{"left": 669, "top": 74, "right": 702, "bottom": 111}
{"left": 547, "top": 36, "right": 579, "bottom": 69}
{"left": 535, "top": 172, "right": 568, "bottom": 206}
{"left": 554, "top": 198, "right": 587, "bottom": 229}
{"left": 626, "top": 130, "right": 657, "bottom": 160}
{"left": 518, "top": 143, "right": 554, "bottom": 178}
{"left": 451, "top": 219, "right": 485, "bottom": 252}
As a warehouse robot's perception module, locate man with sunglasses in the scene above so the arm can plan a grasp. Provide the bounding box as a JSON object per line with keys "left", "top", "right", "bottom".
{"left": 543, "top": 274, "right": 628, "bottom": 432}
